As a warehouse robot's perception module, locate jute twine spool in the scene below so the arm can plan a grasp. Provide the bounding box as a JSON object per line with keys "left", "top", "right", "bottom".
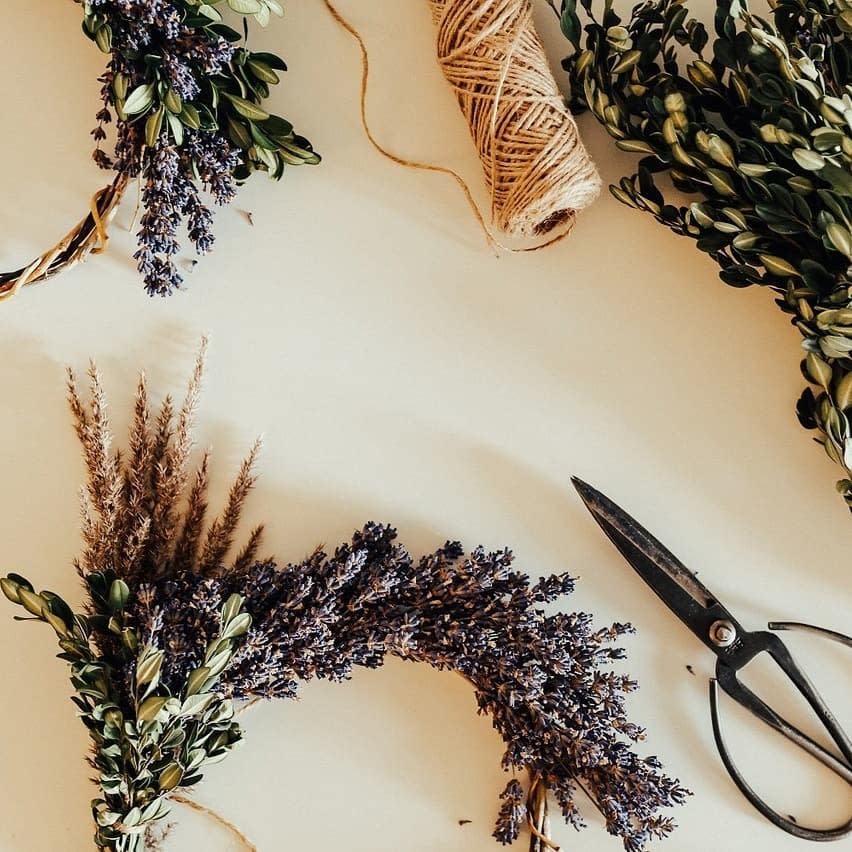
{"left": 429, "top": 0, "right": 600, "bottom": 238}
{"left": 0, "top": 173, "right": 127, "bottom": 301}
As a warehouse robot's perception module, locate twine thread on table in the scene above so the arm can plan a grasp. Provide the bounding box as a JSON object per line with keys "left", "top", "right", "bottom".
{"left": 323, "top": 0, "right": 500, "bottom": 251}
{"left": 0, "top": 173, "right": 127, "bottom": 302}
{"left": 170, "top": 792, "right": 258, "bottom": 851}
{"left": 429, "top": 0, "right": 600, "bottom": 237}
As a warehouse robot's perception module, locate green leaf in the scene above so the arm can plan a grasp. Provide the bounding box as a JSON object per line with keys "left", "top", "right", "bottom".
{"left": 123, "top": 83, "right": 155, "bottom": 116}
{"left": 167, "top": 112, "right": 184, "bottom": 146}
{"left": 561, "top": 10, "right": 581, "bottom": 48}
{"left": 198, "top": 3, "right": 222, "bottom": 20}
{"left": 255, "top": 4, "right": 270, "bottom": 26}
{"left": 821, "top": 163, "right": 852, "bottom": 197}
{"left": 705, "top": 168, "right": 737, "bottom": 196}
{"left": 615, "top": 139, "right": 657, "bottom": 155}
{"left": 158, "top": 763, "right": 184, "bottom": 791}
{"left": 611, "top": 49, "right": 643, "bottom": 75}
{"left": 835, "top": 372, "right": 852, "bottom": 410}
{"left": 246, "top": 59, "right": 280, "bottom": 85}
{"left": 94, "top": 22, "right": 112, "bottom": 53}
{"left": 185, "top": 666, "right": 211, "bottom": 697}
{"left": 179, "top": 103, "right": 201, "bottom": 130}
{"left": 139, "top": 798, "right": 170, "bottom": 823}
{"left": 227, "top": 117, "right": 252, "bottom": 149}
{"left": 222, "top": 92, "right": 270, "bottom": 122}
{"left": 707, "top": 135, "right": 736, "bottom": 168}
{"left": 821, "top": 336, "right": 852, "bottom": 358}
{"left": 226, "top": 0, "right": 262, "bottom": 12}
{"left": 221, "top": 612, "right": 252, "bottom": 639}
{"left": 0, "top": 577, "right": 21, "bottom": 604}
{"left": 123, "top": 807, "right": 143, "bottom": 827}
{"left": 6, "top": 573, "right": 33, "bottom": 592}
{"left": 792, "top": 148, "right": 826, "bottom": 171}
{"left": 204, "top": 648, "right": 233, "bottom": 676}
{"left": 759, "top": 253, "right": 798, "bottom": 277}
{"left": 135, "top": 647, "right": 164, "bottom": 689}
{"left": 262, "top": 115, "right": 294, "bottom": 138}
{"left": 108, "top": 579, "right": 130, "bottom": 613}
{"left": 221, "top": 594, "right": 244, "bottom": 625}
{"left": 249, "top": 121, "right": 278, "bottom": 151}
{"left": 250, "top": 52, "right": 287, "bottom": 71}
{"left": 137, "top": 695, "right": 169, "bottom": 724}
{"left": 180, "top": 692, "right": 216, "bottom": 717}
{"left": 164, "top": 88, "right": 183, "bottom": 115}
{"left": 826, "top": 222, "right": 852, "bottom": 257}
{"left": 806, "top": 352, "right": 833, "bottom": 388}
{"left": 18, "top": 588, "right": 46, "bottom": 617}
{"left": 145, "top": 106, "right": 164, "bottom": 148}
{"left": 44, "top": 610, "right": 70, "bottom": 636}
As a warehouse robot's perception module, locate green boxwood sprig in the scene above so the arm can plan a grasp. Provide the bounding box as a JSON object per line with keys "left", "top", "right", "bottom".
{"left": 561, "top": 0, "right": 852, "bottom": 511}
{"left": 1, "top": 572, "right": 251, "bottom": 852}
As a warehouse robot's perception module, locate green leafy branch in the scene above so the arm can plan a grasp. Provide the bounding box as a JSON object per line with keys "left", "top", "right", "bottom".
{"left": 561, "top": 0, "right": 852, "bottom": 509}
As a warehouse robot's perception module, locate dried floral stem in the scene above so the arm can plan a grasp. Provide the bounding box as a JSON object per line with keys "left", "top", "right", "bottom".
{"left": 526, "top": 773, "right": 559, "bottom": 851}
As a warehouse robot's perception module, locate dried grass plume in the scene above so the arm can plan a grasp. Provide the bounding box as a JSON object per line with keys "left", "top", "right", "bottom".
{"left": 66, "top": 338, "right": 264, "bottom": 586}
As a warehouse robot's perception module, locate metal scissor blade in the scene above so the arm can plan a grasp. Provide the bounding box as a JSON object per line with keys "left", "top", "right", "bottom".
{"left": 571, "top": 477, "right": 743, "bottom": 653}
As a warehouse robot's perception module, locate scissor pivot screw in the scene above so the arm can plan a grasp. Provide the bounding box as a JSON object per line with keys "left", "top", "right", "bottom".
{"left": 710, "top": 620, "right": 737, "bottom": 647}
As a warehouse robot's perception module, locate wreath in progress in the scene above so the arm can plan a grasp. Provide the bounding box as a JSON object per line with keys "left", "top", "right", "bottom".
{"left": 2, "top": 345, "right": 687, "bottom": 851}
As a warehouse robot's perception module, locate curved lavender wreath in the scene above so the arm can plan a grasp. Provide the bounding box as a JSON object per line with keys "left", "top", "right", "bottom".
{"left": 80, "top": 0, "right": 318, "bottom": 295}
{"left": 1, "top": 350, "right": 687, "bottom": 851}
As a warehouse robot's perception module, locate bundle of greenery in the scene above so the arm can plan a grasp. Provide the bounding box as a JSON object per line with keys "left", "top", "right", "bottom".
{"left": 561, "top": 0, "right": 852, "bottom": 512}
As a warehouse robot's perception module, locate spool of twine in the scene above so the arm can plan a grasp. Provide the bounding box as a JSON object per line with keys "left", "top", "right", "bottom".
{"left": 428, "top": 0, "right": 600, "bottom": 238}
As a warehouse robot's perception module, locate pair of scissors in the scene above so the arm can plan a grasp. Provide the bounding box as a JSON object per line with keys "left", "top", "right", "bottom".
{"left": 571, "top": 477, "right": 852, "bottom": 841}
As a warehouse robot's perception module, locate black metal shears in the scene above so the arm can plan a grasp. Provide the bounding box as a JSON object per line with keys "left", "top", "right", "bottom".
{"left": 571, "top": 477, "right": 852, "bottom": 841}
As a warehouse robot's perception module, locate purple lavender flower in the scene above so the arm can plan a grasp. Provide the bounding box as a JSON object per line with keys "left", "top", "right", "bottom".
{"left": 494, "top": 780, "right": 527, "bottom": 844}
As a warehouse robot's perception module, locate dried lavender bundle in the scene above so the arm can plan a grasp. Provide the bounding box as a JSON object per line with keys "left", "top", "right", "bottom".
{"left": 2, "top": 353, "right": 687, "bottom": 851}
{"left": 130, "top": 525, "right": 688, "bottom": 850}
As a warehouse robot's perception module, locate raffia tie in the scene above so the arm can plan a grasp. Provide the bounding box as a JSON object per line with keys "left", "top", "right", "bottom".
{"left": 429, "top": 0, "right": 600, "bottom": 237}
{"left": 0, "top": 173, "right": 127, "bottom": 302}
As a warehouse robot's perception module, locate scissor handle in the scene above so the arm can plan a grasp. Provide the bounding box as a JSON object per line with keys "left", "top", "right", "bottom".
{"left": 709, "top": 623, "right": 852, "bottom": 841}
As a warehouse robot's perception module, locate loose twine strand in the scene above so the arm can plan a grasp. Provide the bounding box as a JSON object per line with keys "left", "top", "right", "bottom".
{"left": 169, "top": 793, "right": 258, "bottom": 851}
{"left": 323, "top": 0, "right": 600, "bottom": 251}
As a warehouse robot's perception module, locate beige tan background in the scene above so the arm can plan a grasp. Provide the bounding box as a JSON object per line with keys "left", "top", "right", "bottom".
{"left": 0, "top": 0, "right": 849, "bottom": 850}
